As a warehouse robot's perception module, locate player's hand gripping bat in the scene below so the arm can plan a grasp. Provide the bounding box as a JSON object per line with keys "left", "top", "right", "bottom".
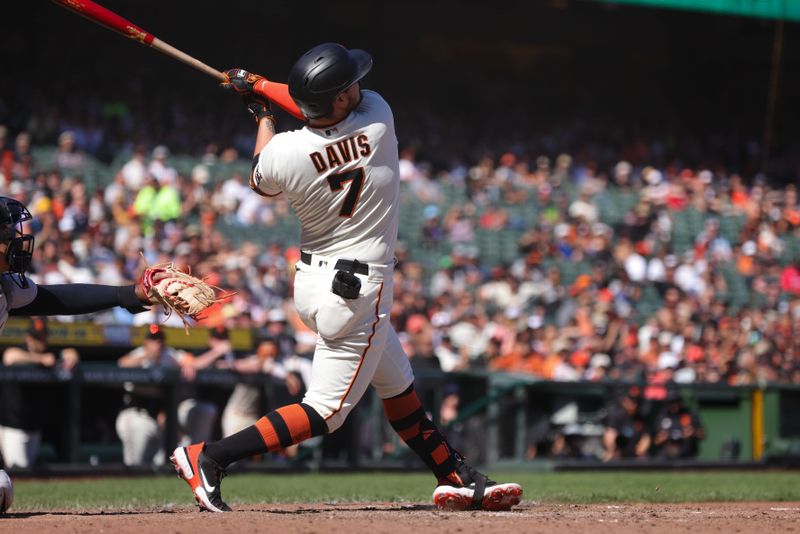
{"left": 51, "top": 0, "right": 304, "bottom": 119}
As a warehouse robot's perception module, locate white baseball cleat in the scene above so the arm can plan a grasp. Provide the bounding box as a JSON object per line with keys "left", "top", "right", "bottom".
{"left": 433, "top": 457, "right": 522, "bottom": 511}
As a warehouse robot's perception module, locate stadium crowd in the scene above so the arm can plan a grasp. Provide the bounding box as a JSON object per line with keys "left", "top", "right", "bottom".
{"left": 2, "top": 76, "right": 800, "bottom": 465}
{"left": 2, "top": 114, "right": 800, "bottom": 394}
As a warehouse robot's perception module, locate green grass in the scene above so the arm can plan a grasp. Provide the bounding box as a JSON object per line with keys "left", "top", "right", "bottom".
{"left": 11, "top": 471, "right": 800, "bottom": 511}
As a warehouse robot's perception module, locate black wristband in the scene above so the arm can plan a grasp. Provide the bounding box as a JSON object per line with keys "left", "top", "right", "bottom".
{"left": 117, "top": 284, "right": 149, "bottom": 314}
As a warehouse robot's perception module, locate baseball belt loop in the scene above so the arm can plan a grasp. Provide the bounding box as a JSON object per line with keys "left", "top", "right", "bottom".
{"left": 349, "top": 259, "right": 362, "bottom": 275}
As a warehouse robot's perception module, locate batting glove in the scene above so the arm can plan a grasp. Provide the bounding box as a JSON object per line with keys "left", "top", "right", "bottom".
{"left": 246, "top": 101, "right": 275, "bottom": 124}
{"left": 221, "top": 68, "right": 264, "bottom": 95}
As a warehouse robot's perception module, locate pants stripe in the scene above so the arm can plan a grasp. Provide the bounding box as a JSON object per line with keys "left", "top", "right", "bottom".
{"left": 324, "top": 281, "right": 384, "bottom": 422}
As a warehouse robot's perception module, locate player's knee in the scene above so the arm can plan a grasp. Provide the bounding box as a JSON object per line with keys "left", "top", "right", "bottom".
{"left": 324, "top": 410, "right": 348, "bottom": 433}
{"left": 300, "top": 398, "right": 345, "bottom": 434}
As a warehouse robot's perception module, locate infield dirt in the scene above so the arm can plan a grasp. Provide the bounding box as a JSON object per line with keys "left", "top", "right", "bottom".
{"left": 3, "top": 501, "right": 799, "bottom": 533}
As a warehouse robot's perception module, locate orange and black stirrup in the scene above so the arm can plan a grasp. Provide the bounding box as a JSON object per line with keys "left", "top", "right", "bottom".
{"left": 382, "top": 385, "right": 458, "bottom": 480}
{"left": 255, "top": 403, "right": 329, "bottom": 452}
{"left": 204, "top": 402, "right": 327, "bottom": 468}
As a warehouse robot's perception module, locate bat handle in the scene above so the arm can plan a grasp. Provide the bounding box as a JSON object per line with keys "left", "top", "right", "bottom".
{"left": 151, "top": 38, "right": 227, "bottom": 82}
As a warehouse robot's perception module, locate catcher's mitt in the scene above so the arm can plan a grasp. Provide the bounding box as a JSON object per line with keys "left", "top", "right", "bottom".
{"left": 141, "top": 262, "right": 226, "bottom": 333}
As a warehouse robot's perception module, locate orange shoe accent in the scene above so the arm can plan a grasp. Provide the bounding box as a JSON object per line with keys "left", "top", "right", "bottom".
{"left": 438, "top": 471, "right": 464, "bottom": 487}
{"left": 170, "top": 442, "right": 205, "bottom": 508}
{"left": 183, "top": 442, "right": 205, "bottom": 491}
{"left": 170, "top": 442, "right": 230, "bottom": 513}
{"left": 480, "top": 484, "right": 523, "bottom": 511}
{"left": 433, "top": 490, "right": 472, "bottom": 511}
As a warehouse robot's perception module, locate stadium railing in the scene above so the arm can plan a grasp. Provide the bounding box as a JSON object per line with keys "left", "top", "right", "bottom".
{"left": 1, "top": 362, "right": 799, "bottom": 472}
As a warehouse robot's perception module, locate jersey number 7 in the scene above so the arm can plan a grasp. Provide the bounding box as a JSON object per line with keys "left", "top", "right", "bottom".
{"left": 326, "top": 168, "right": 365, "bottom": 218}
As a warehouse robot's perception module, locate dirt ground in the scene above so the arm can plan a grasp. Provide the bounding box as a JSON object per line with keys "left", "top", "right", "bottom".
{"left": 3, "top": 502, "right": 799, "bottom": 533}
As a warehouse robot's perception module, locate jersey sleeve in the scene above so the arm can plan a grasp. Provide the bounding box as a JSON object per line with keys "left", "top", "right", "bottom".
{"left": 1, "top": 273, "right": 38, "bottom": 309}
{"left": 253, "top": 135, "right": 288, "bottom": 197}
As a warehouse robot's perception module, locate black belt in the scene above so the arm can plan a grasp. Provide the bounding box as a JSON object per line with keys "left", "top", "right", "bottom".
{"left": 300, "top": 251, "right": 369, "bottom": 275}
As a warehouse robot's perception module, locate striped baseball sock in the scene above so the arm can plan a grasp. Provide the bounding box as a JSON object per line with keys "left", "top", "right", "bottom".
{"left": 382, "top": 385, "right": 459, "bottom": 482}
{"left": 204, "top": 403, "right": 328, "bottom": 468}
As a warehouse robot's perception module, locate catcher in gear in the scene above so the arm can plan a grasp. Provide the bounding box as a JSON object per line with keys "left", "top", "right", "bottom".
{"left": 171, "top": 44, "right": 522, "bottom": 513}
{"left": 0, "top": 195, "right": 215, "bottom": 512}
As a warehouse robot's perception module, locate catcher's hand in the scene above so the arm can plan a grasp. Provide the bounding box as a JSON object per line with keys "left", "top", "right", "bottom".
{"left": 222, "top": 68, "right": 275, "bottom": 124}
{"left": 141, "top": 263, "right": 225, "bottom": 333}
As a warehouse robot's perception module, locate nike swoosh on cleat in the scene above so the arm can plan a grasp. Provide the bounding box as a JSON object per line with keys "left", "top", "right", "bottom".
{"left": 200, "top": 469, "right": 216, "bottom": 493}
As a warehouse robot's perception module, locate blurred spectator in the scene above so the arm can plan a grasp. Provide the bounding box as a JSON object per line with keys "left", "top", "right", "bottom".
{"left": 780, "top": 260, "right": 800, "bottom": 296}
{"left": 217, "top": 336, "right": 270, "bottom": 438}
{"left": 115, "top": 325, "right": 217, "bottom": 466}
{"left": 55, "top": 131, "right": 86, "bottom": 177}
{"left": 147, "top": 145, "right": 177, "bottom": 185}
{"left": 438, "top": 383, "right": 465, "bottom": 452}
{"left": 218, "top": 334, "right": 312, "bottom": 440}
{"left": 262, "top": 307, "right": 296, "bottom": 358}
{"left": 121, "top": 145, "right": 149, "bottom": 192}
{"left": 0, "top": 319, "right": 79, "bottom": 467}
{"left": 651, "top": 389, "right": 705, "bottom": 459}
{"left": 601, "top": 386, "right": 651, "bottom": 461}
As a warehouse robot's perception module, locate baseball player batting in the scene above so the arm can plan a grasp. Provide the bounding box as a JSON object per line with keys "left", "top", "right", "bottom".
{"left": 0, "top": 196, "right": 212, "bottom": 513}
{"left": 170, "top": 43, "right": 523, "bottom": 512}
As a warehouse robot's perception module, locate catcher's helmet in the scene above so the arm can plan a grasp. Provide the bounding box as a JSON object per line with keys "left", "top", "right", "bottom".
{"left": 288, "top": 43, "right": 372, "bottom": 120}
{"left": 0, "top": 196, "right": 34, "bottom": 287}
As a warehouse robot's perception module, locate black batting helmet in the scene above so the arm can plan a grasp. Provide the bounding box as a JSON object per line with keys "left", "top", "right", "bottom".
{"left": 0, "top": 196, "right": 34, "bottom": 287}
{"left": 288, "top": 43, "right": 372, "bottom": 120}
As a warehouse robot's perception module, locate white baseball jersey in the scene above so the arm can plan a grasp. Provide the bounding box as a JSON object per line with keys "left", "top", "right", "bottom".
{"left": 0, "top": 274, "right": 38, "bottom": 335}
{"left": 252, "top": 90, "right": 399, "bottom": 264}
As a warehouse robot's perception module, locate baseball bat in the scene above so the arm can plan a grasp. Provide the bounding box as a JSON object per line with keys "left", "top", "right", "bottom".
{"left": 52, "top": 0, "right": 226, "bottom": 82}
{"left": 51, "top": 0, "right": 305, "bottom": 119}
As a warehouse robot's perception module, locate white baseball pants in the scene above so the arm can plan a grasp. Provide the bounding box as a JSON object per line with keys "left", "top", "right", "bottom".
{"left": 293, "top": 254, "right": 414, "bottom": 433}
